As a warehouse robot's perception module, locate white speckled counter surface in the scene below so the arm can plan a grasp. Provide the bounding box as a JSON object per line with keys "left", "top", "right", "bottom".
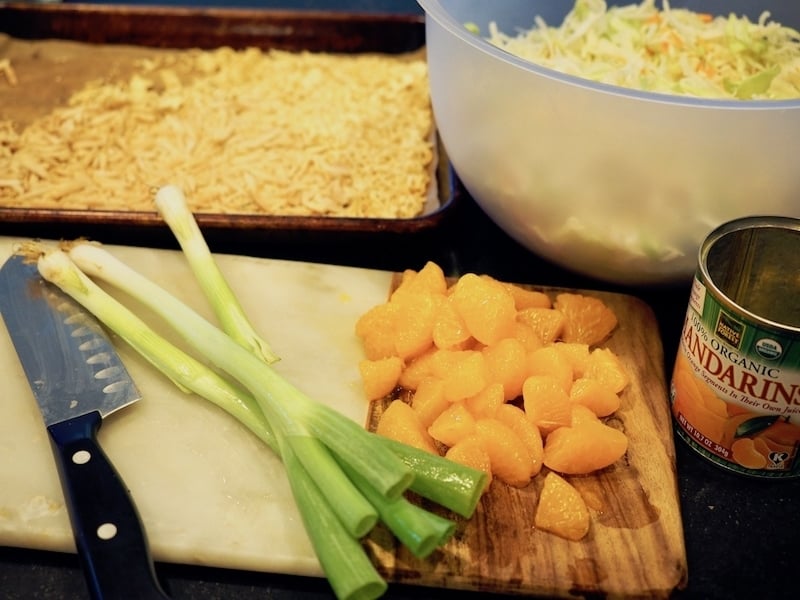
{"left": 0, "top": 237, "right": 393, "bottom": 577}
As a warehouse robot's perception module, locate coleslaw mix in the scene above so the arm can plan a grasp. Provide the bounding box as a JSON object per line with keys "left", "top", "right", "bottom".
{"left": 483, "top": 0, "right": 800, "bottom": 100}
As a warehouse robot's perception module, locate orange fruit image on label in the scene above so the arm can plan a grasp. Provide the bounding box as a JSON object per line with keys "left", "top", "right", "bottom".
{"left": 670, "top": 277, "right": 800, "bottom": 477}
{"left": 672, "top": 350, "right": 800, "bottom": 474}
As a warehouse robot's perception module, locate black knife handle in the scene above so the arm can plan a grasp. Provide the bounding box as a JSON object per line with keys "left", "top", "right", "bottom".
{"left": 47, "top": 411, "right": 171, "bottom": 600}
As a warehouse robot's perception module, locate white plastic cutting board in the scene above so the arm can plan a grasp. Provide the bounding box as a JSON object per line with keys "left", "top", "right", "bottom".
{"left": 0, "top": 237, "right": 393, "bottom": 577}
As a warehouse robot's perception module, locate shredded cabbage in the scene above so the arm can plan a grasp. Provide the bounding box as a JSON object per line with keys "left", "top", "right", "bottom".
{"left": 484, "top": 0, "right": 800, "bottom": 99}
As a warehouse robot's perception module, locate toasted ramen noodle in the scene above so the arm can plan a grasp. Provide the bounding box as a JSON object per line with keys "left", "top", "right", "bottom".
{"left": 0, "top": 59, "right": 17, "bottom": 86}
{"left": 0, "top": 47, "right": 434, "bottom": 218}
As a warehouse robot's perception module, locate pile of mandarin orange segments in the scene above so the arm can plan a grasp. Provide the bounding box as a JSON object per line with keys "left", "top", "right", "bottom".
{"left": 355, "top": 261, "right": 629, "bottom": 541}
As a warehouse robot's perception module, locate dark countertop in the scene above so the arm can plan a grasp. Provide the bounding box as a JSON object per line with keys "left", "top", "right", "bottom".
{"left": 2, "top": 2, "right": 799, "bottom": 599}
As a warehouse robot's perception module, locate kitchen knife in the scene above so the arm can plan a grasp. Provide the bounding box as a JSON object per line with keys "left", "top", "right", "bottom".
{"left": 0, "top": 254, "right": 170, "bottom": 600}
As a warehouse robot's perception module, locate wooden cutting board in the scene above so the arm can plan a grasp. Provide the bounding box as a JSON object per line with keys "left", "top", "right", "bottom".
{"left": 0, "top": 237, "right": 687, "bottom": 597}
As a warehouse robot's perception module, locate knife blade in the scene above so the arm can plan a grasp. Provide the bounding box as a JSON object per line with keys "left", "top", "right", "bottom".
{"left": 0, "top": 253, "right": 170, "bottom": 600}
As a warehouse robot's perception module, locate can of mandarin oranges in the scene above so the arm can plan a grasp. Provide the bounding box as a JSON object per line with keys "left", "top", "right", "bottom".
{"left": 670, "top": 216, "right": 800, "bottom": 478}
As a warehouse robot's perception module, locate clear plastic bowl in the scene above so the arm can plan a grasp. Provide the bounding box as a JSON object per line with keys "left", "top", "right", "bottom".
{"left": 419, "top": 0, "right": 800, "bottom": 285}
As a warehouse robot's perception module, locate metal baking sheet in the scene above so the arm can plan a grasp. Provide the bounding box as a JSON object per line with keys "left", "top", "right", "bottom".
{"left": 0, "top": 3, "right": 457, "bottom": 238}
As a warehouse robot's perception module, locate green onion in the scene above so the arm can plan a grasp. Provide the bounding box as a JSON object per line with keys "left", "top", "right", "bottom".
{"left": 68, "top": 243, "right": 486, "bottom": 515}
{"left": 68, "top": 242, "right": 413, "bottom": 500}
{"left": 275, "top": 439, "right": 388, "bottom": 600}
{"left": 47, "top": 242, "right": 476, "bottom": 548}
{"left": 27, "top": 210, "right": 489, "bottom": 599}
{"left": 39, "top": 248, "right": 379, "bottom": 539}
{"left": 70, "top": 240, "right": 488, "bottom": 511}
{"left": 338, "top": 459, "right": 456, "bottom": 558}
{"left": 71, "top": 241, "right": 487, "bottom": 513}
{"left": 373, "top": 436, "right": 486, "bottom": 519}
{"left": 154, "top": 184, "right": 280, "bottom": 365}
{"left": 37, "top": 249, "right": 387, "bottom": 599}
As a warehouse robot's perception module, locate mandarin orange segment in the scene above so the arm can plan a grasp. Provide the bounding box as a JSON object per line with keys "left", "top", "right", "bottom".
{"left": 731, "top": 437, "right": 768, "bottom": 469}
{"left": 432, "top": 296, "right": 473, "bottom": 350}
{"left": 752, "top": 436, "right": 772, "bottom": 459}
{"left": 720, "top": 412, "right": 755, "bottom": 449}
{"left": 534, "top": 472, "right": 590, "bottom": 541}
{"left": 354, "top": 300, "right": 392, "bottom": 339}
{"left": 511, "top": 320, "right": 545, "bottom": 353}
{"left": 450, "top": 273, "right": 517, "bottom": 346}
{"left": 678, "top": 400, "right": 726, "bottom": 445}
{"left": 727, "top": 403, "right": 753, "bottom": 417}
{"left": 495, "top": 403, "right": 544, "bottom": 477}
{"left": 358, "top": 356, "right": 404, "bottom": 401}
{"left": 522, "top": 374, "right": 573, "bottom": 435}
{"left": 672, "top": 368, "right": 726, "bottom": 444}
{"left": 554, "top": 293, "right": 618, "bottom": 346}
{"left": 497, "top": 279, "right": 552, "bottom": 310}
{"left": 391, "top": 289, "right": 441, "bottom": 360}
{"left": 392, "top": 268, "right": 417, "bottom": 297}
{"left": 516, "top": 307, "right": 565, "bottom": 345}
{"left": 483, "top": 337, "right": 529, "bottom": 400}
{"left": 761, "top": 435, "right": 796, "bottom": 456}
{"left": 397, "top": 346, "right": 437, "bottom": 390}
{"left": 400, "top": 261, "right": 448, "bottom": 296}
{"left": 355, "top": 301, "right": 399, "bottom": 360}
{"left": 474, "top": 418, "right": 533, "bottom": 487}
{"left": 428, "top": 401, "right": 476, "bottom": 447}
{"left": 445, "top": 435, "right": 493, "bottom": 491}
{"left": 569, "top": 403, "right": 601, "bottom": 427}
{"left": 464, "top": 382, "right": 504, "bottom": 419}
{"left": 762, "top": 419, "right": 800, "bottom": 446}
{"left": 432, "top": 349, "right": 489, "bottom": 403}
{"left": 552, "top": 342, "right": 591, "bottom": 378}
{"left": 671, "top": 365, "right": 704, "bottom": 411}
{"left": 376, "top": 400, "right": 438, "bottom": 454}
{"left": 699, "top": 385, "right": 729, "bottom": 419}
{"left": 527, "top": 346, "right": 574, "bottom": 394}
{"left": 543, "top": 420, "right": 628, "bottom": 475}
{"left": 569, "top": 377, "right": 622, "bottom": 417}
{"left": 672, "top": 352, "right": 693, "bottom": 375}
{"left": 755, "top": 420, "right": 800, "bottom": 460}
{"left": 410, "top": 377, "right": 449, "bottom": 428}
{"left": 584, "top": 347, "right": 630, "bottom": 394}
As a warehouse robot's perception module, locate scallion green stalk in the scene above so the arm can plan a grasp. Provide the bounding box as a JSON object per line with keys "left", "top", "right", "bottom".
{"left": 67, "top": 240, "right": 486, "bottom": 511}
{"left": 374, "top": 437, "right": 486, "bottom": 519}
{"left": 67, "top": 242, "right": 414, "bottom": 500}
{"left": 37, "top": 249, "right": 388, "bottom": 599}
{"left": 31, "top": 235, "right": 489, "bottom": 600}
{"left": 279, "top": 440, "right": 387, "bottom": 600}
{"left": 37, "top": 248, "right": 379, "bottom": 541}
{"left": 38, "top": 243, "right": 473, "bottom": 553}
{"left": 65, "top": 243, "right": 487, "bottom": 516}
{"left": 154, "top": 184, "right": 280, "bottom": 365}
{"left": 338, "top": 459, "right": 455, "bottom": 558}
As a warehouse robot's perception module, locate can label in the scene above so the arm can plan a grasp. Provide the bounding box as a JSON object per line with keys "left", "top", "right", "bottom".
{"left": 671, "top": 276, "right": 800, "bottom": 477}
